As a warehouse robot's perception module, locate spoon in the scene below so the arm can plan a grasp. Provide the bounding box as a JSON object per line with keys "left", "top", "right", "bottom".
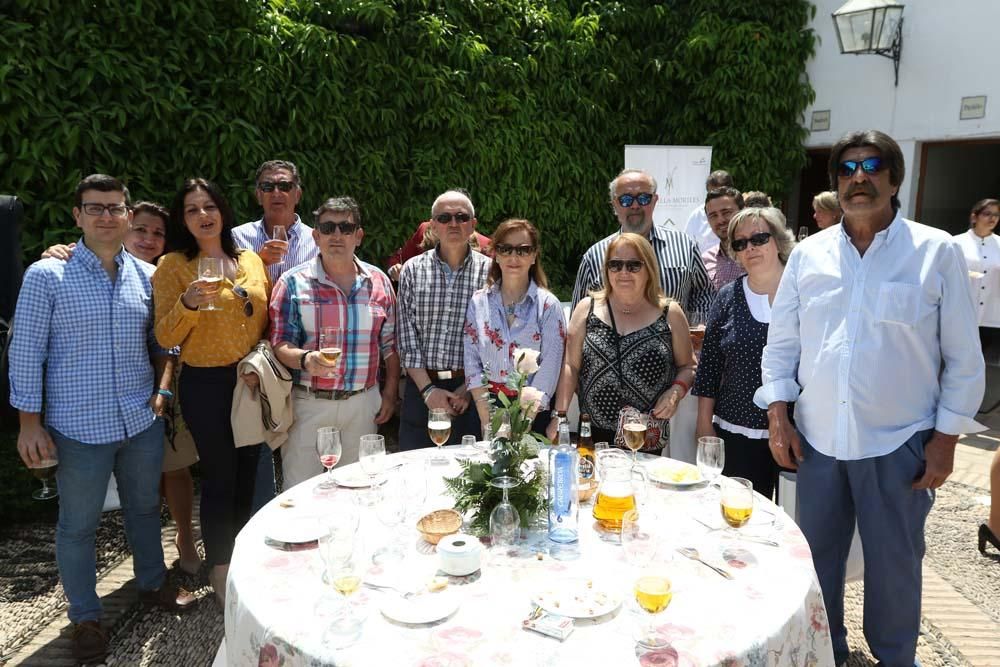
{"left": 676, "top": 547, "right": 733, "bottom": 579}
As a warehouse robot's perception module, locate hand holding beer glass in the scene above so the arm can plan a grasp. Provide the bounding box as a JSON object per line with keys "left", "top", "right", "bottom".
{"left": 318, "top": 327, "right": 342, "bottom": 379}
{"left": 27, "top": 455, "right": 59, "bottom": 500}
{"left": 688, "top": 310, "right": 706, "bottom": 354}
{"left": 622, "top": 413, "right": 647, "bottom": 464}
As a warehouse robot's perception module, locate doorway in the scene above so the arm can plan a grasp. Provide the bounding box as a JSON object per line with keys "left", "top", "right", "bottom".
{"left": 915, "top": 139, "right": 1000, "bottom": 234}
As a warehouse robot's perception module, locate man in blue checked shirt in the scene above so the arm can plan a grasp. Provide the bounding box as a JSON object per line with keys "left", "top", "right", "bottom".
{"left": 9, "top": 174, "right": 195, "bottom": 664}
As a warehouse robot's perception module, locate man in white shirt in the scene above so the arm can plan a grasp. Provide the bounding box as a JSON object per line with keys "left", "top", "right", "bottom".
{"left": 755, "top": 130, "right": 985, "bottom": 667}
{"left": 681, "top": 170, "right": 734, "bottom": 255}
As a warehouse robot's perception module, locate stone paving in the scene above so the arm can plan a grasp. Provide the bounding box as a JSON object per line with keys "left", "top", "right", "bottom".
{"left": 3, "top": 435, "right": 997, "bottom": 666}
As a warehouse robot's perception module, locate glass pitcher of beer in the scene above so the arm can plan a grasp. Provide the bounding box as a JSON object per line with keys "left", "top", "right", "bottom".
{"left": 592, "top": 453, "right": 648, "bottom": 531}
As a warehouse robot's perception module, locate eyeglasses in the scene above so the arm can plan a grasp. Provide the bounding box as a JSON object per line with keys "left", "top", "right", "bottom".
{"left": 616, "top": 193, "right": 654, "bottom": 208}
{"left": 495, "top": 243, "right": 536, "bottom": 257}
{"left": 433, "top": 212, "right": 472, "bottom": 224}
{"left": 317, "top": 220, "right": 359, "bottom": 235}
{"left": 730, "top": 231, "right": 772, "bottom": 252}
{"left": 81, "top": 203, "right": 129, "bottom": 218}
{"left": 257, "top": 180, "right": 296, "bottom": 193}
{"left": 232, "top": 285, "right": 254, "bottom": 317}
{"left": 607, "top": 259, "right": 645, "bottom": 273}
{"left": 837, "top": 156, "right": 883, "bottom": 178}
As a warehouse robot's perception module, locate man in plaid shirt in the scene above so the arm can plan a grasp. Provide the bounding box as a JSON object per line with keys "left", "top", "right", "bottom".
{"left": 397, "top": 190, "right": 491, "bottom": 450}
{"left": 269, "top": 196, "right": 399, "bottom": 485}
{"left": 702, "top": 187, "right": 747, "bottom": 291}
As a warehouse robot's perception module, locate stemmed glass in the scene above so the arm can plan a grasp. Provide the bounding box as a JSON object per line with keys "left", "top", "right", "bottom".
{"left": 489, "top": 476, "right": 521, "bottom": 549}
{"left": 621, "top": 509, "right": 658, "bottom": 568}
{"left": 27, "top": 456, "right": 59, "bottom": 500}
{"left": 797, "top": 226, "right": 809, "bottom": 241}
{"left": 427, "top": 408, "right": 451, "bottom": 464}
{"left": 359, "top": 434, "right": 385, "bottom": 506}
{"left": 319, "top": 504, "right": 359, "bottom": 585}
{"left": 622, "top": 509, "right": 672, "bottom": 649}
{"left": 696, "top": 436, "right": 725, "bottom": 488}
{"left": 720, "top": 477, "right": 754, "bottom": 532}
{"left": 373, "top": 470, "right": 407, "bottom": 564}
{"left": 400, "top": 462, "right": 427, "bottom": 524}
{"left": 688, "top": 310, "right": 707, "bottom": 355}
{"left": 324, "top": 555, "right": 365, "bottom": 647}
{"left": 316, "top": 427, "right": 343, "bottom": 490}
{"left": 318, "top": 327, "right": 342, "bottom": 379}
{"left": 622, "top": 413, "right": 647, "bottom": 464}
{"left": 272, "top": 225, "right": 288, "bottom": 244}
{"left": 197, "top": 257, "right": 223, "bottom": 311}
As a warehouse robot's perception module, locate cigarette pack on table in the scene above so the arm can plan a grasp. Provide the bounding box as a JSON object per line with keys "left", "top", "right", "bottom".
{"left": 523, "top": 610, "right": 575, "bottom": 640}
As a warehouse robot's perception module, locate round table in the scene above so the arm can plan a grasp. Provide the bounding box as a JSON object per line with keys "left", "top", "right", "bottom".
{"left": 225, "top": 446, "right": 835, "bottom": 666}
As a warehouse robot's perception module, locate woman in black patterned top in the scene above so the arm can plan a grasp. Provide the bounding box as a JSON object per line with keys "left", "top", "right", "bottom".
{"left": 693, "top": 207, "right": 795, "bottom": 499}
{"left": 548, "top": 233, "right": 696, "bottom": 453}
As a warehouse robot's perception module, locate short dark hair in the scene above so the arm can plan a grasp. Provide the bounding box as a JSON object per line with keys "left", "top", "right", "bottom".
{"left": 313, "top": 196, "right": 362, "bottom": 226}
{"left": 254, "top": 160, "right": 301, "bottom": 187}
{"left": 828, "top": 130, "right": 905, "bottom": 209}
{"left": 132, "top": 201, "right": 169, "bottom": 225}
{"left": 706, "top": 170, "right": 734, "bottom": 189}
{"left": 705, "top": 187, "right": 744, "bottom": 210}
{"left": 742, "top": 191, "right": 772, "bottom": 208}
{"left": 970, "top": 198, "right": 1000, "bottom": 228}
{"left": 74, "top": 174, "right": 130, "bottom": 207}
{"left": 168, "top": 178, "right": 240, "bottom": 260}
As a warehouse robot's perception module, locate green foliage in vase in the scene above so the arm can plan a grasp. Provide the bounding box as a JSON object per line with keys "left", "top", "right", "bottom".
{"left": 2, "top": 0, "right": 816, "bottom": 287}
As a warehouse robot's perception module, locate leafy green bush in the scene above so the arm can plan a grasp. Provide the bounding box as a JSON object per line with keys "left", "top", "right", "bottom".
{"left": 0, "top": 0, "right": 815, "bottom": 288}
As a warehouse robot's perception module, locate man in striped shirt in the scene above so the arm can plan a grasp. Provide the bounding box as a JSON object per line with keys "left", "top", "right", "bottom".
{"left": 571, "top": 168, "right": 715, "bottom": 462}
{"left": 269, "top": 196, "right": 399, "bottom": 485}
{"left": 397, "top": 190, "right": 491, "bottom": 450}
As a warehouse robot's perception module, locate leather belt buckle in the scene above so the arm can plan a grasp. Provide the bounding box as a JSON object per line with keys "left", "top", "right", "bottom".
{"left": 436, "top": 370, "right": 453, "bottom": 380}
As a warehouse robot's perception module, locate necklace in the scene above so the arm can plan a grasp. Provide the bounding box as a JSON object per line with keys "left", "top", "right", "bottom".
{"left": 614, "top": 297, "right": 638, "bottom": 315}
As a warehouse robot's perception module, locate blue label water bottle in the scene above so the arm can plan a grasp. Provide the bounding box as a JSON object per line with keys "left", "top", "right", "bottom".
{"left": 548, "top": 422, "right": 579, "bottom": 543}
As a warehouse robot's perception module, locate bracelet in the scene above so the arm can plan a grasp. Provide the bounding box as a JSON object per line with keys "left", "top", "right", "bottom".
{"left": 671, "top": 379, "right": 690, "bottom": 394}
{"left": 418, "top": 382, "right": 433, "bottom": 397}
{"left": 157, "top": 388, "right": 174, "bottom": 399}
{"left": 422, "top": 385, "right": 436, "bottom": 400}
{"left": 300, "top": 350, "right": 311, "bottom": 370}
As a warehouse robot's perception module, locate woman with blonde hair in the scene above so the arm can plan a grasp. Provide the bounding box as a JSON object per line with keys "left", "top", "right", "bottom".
{"left": 812, "top": 190, "right": 841, "bottom": 230}
{"left": 547, "top": 233, "right": 696, "bottom": 453}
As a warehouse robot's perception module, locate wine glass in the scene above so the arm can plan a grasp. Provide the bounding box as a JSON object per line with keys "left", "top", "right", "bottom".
{"left": 797, "top": 226, "right": 809, "bottom": 241}
{"left": 621, "top": 509, "right": 658, "bottom": 568}
{"left": 687, "top": 310, "right": 707, "bottom": 354}
{"left": 325, "top": 555, "right": 365, "bottom": 647}
{"left": 696, "top": 436, "right": 725, "bottom": 487}
{"left": 318, "top": 327, "right": 342, "bottom": 379}
{"left": 358, "top": 434, "right": 386, "bottom": 506}
{"left": 720, "top": 477, "right": 754, "bottom": 531}
{"left": 197, "top": 257, "right": 223, "bottom": 311}
{"left": 622, "top": 413, "right": 647, "bottom": 464}
{"left": 27, "top": 457, "right": 59, "bottom": 500}
{"left": 633, "top": 571, "right": 673, "bottom": 649}
{"left": 427, "top": 408, "right": 451, "bottom": 464}
{"left": 319, "top": 506, "right": 359, "bottom": 583}
{"left": 489, "top": 476, "right": 521, "bottom": 550}
{"left": 272, "top": 225, "right": 288, "bottom": 243}
{"left": 316, "top": 427, "right": 343, "bottom": 490}
{"left": 400, "top": 462, "right": 427, "bottom": 523}
{"left": 373, "top": 470, "right": 407, "bottom": 564}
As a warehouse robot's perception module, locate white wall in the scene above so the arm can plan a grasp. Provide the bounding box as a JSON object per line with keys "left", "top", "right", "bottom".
{"left": 803, "top": 0, "right": 1000, "bottom": 214}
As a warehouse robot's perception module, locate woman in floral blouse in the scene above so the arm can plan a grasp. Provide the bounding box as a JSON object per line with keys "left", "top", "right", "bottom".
{"left": 463, "top": 219, "right": 566, "bottom": 435}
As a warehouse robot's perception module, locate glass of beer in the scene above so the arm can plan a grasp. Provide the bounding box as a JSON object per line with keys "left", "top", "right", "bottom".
{"left": 324, "top": 554, "right": 366, "bottom": 647}
{"left": 28, "top": 457, "right": 59, "bottom": 501}
{"left": 688, "top": 310, "right": 706, "bottom": 354}
{"left": 633, "top": 572, "right": 673, "bottom": 648}
{"left": 427, "top": 408, "right": 451, "bottom": 464}
{"left": 197, "top": 257, "right": 223, "bottom": 311}
{"left": 318, "top": 327, "right": 342, "bottom": 379}
{"left": 622, "top": 413, "right": 647, "bottom": 464}
{"left": 720, "top": 476, "right": 754, "bottom": 529}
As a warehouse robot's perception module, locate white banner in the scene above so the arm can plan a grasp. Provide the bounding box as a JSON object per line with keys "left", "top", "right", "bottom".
{"left": 624, "top": 145, "right": 713, "bottom": 230}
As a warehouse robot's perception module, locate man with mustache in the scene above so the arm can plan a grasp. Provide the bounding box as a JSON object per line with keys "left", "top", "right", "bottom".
{"left": 755, "top": 130, "right": 985, "bottom": 667}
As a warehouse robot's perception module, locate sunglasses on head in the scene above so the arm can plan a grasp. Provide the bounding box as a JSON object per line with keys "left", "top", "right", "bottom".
{"left": 616, "top": 192, "right": 654, "bottom": 208}
{"left": 607, "top": 259, "right": 645, "bottom": 273}
{"left": 231, "top": 285, "right": 254, "bottom": 317}
{"left": 730, "top": 231, "right": 772, "bottom": 252}
{"left": 838, "top": 156, "right": 883, "bottom": 178}
{"left": 495, "top": 243, "right": 536, "bottom": 257}
{"left": 317, "top": 220, "right": 359, "bottom": 235}
{"left": 434, "top": 212, "right": 472, "bottom": 224}
{"left": 258, "top": 180, "right": 296, "bottom": 193}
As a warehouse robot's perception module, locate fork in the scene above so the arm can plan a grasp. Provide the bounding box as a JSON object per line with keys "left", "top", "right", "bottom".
{"left": 676, "top": 547, "right": 733, "bottom": 579}
{"left": 363, "top": 582, "right": 420, "bottom": 599}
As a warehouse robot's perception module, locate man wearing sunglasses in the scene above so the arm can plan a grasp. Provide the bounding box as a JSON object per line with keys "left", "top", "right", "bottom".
{"left": 397, "top": 190, "right": 491, "bottom": 449}
{"left": 268, "top": 196, "right": 399, "bottom": 486}
{"left": 702, "top": 187, "right": 746, "bottom": 291}
{"left": 572, "top": 168, "right": 714, "bottom": 464}
{"left": 756, "top": 130, "right": 985, "bottom": 667}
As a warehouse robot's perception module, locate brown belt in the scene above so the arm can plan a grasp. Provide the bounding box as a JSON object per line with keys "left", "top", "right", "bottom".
{"left": 427, "top": 369, "right": 464, "bottom": 381}
{"left": 294, "top": 384, "right": 371, "bottom": 401}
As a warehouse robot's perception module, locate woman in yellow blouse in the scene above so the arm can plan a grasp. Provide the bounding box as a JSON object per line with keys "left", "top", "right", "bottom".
{"left": 153, "top": 178, "right": 268, "bottom": 604}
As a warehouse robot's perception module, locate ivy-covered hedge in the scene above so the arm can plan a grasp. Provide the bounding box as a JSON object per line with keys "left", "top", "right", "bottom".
{"left": 1, "top": 0, "right": 815, "bottom": 293}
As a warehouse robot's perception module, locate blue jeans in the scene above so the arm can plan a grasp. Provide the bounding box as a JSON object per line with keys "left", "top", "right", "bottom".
{"left": 53, "top": 419, "right": 167, "bottom": 623}
{"left": 797, "top": 429, "right": 933, "bottom": 667}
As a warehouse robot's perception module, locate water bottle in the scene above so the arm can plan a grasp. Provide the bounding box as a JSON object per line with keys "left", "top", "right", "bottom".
{"left": 548, "top": 422, "right": 579, "bottom": 543}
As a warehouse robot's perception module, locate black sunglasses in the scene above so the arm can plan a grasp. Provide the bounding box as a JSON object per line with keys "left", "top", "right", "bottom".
{"left": 317, "top": 220, "right": 360, "bottom": 235}
{"left": 616, "top": 192, "right": 654, "bottom": 208}
{"left": 607, "top": 259, "right": 645, "bottom": 273}
{"left": 434, "top": 212, "right": 472, "bottom": 224}
{"left": 232, "top": 285, "right": 254, "bottom": 317}
{"left": 258, "top": 180, "right": 296, "bottom": 193}
{"left": 495, "top": 243, "right": 536, "bottom": 257}
{"left": 730, "top": 231, "right": 772, "bottom": 252}
{"left": 838, "top": 156, "right": 883, "bottom": 178}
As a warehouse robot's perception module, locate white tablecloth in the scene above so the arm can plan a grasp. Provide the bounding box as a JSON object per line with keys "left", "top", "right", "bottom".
{"left": 226, "top": 447, "right": 834, "bottom": 666}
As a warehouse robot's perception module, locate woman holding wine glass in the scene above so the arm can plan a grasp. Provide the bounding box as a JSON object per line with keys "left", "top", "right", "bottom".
{"left": 153, "top": 178, "right": 269, "bottom": 604}
{"left": 693, "top": 207, "right": 795, "bottom": 500}
{"left": 548, "top": 234, "right": 696, "bottom": 454}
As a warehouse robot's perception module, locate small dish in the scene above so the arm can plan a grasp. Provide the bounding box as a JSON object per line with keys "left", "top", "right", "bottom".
{"left": 532, "top": 578, "right": 621, "bottom": 619}
{"left": 417, "top": 509, "right": 463, "bottom": 545}
{"left": 265, "top": 515, "right": 324, "bottom": 545}
{"left": 648, "top": 460, "right": 703, "bottom": 486}
{"left": 380, "top": 589, "right": 460, "bottom": 624}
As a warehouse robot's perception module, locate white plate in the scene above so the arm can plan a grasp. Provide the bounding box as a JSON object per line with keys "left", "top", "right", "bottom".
{"left": 531, "top": 578, "right": 622, "bottom": 618}
{"left": 265, "top": 515, "right": 325, "bottom": 544}
{"left": 648, "top": 460, "right": 703, "bottom": 486}
{"left": 334, "top": 472, "right": 385, "bottom": 488}
{"left": 380, "top": 590, "right": 460, "bottom": 624}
